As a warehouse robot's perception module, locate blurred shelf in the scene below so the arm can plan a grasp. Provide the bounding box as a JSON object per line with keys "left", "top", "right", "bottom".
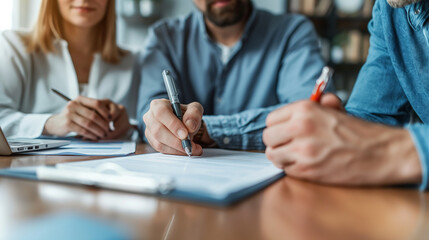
{"left": 330, "top": 62, "right": 365, "bottom": 72}
{"left": 287, "top": 0, "right": 374, "bottom": 94}
{"left": 305, "top": 15, "right": 371, "bottom": 22}
{"left": 304, "top": 15, "right": 370, "bottom": 37}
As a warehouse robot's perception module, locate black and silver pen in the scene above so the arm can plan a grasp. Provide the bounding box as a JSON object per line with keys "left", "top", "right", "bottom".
{"left": 162, "top": 70, "right": 192, "bottom": 157}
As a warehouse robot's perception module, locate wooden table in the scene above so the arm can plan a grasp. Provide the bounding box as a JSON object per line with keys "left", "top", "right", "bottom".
{"left": 1, "top": 144, "right": 428, "bottom": 240}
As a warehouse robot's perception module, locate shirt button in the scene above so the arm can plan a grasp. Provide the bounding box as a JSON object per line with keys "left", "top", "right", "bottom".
{"left": 415, "top": 9, "right": 421, "bottom": 15}
{"left": 223, "top": 137, "right": 231, "bottom": 145}
{"left": 217, "top": 98, "right": 222, "bottom": 103}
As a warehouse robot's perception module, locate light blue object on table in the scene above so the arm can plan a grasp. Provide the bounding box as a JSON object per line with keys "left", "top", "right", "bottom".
{"left": 9, "top": 212, "right": 131, "bottom": 240}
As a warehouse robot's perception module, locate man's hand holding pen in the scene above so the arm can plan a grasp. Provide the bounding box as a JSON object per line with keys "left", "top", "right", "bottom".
{"left": 262, "top": 65, "right": 420, "bottom": 186}
{"left": 143, "top": 99, "right": 205, "bottom": 156}
{"left": 144, "top": 70, "right": 216, "bottom": 156}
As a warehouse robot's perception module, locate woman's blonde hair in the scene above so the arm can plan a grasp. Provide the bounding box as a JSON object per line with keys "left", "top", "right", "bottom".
{"left": 25, "top": 0, "right": 126, "bottom": 63}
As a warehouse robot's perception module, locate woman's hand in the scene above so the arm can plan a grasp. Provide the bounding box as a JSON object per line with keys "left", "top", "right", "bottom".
{"left": 43, "top": 96, "right": 131, "bottom": 140}
{"left": 104, "top": 103, "right": 132, "bottom": 140}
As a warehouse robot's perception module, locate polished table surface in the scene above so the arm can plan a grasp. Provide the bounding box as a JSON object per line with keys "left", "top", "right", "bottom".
{"left": 1, "top": 144, "right": 428, "bottom": 240}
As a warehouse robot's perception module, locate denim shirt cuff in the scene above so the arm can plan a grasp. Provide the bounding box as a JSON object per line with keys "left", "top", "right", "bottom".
{"left": 406, "top": 124, "right": 429, "bottom": 191}
{"left": 203, "top": 115, "right": 265, "bottom": 150}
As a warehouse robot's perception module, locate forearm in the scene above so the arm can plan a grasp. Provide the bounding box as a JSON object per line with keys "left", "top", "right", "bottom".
{"left": 333, "top": 117, "right": 422, "bottom": 187}
{"left": 348, "top": 122, "right": 422, "bottom": 188}
{"left": 406, "top": 124, "right": 429, "bottom": 190}
{"left": 378, "top": 128, "right": 421, "bottom": 186}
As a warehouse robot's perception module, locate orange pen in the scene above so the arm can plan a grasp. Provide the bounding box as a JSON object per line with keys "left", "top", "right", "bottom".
{"left": 310, "top": 66, "right": 334, "bottom": 102}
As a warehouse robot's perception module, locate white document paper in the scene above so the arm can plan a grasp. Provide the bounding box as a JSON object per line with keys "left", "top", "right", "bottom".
{"left": 22, "top": 141, "right": 136, "bottom": 156}
{"left": 56, "top": 149, "right": 283, "bottom": 198}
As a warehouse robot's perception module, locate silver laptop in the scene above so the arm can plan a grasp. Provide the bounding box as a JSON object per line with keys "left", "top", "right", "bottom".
{"left": 0, "top": 127, "right": 70, "bottom": 155}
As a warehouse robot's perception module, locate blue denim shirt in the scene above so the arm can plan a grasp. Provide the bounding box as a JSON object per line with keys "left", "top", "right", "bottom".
{"left": 346, "top": 0, "right": 429, "bottom": 190}
{"left": 136, "top": 8, "right": 325, "bottom": 150}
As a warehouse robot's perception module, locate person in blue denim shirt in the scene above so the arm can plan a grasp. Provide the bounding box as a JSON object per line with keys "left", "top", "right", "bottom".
{"left": 138, "top": 0, "right": 325, "bottom": 155}
{"left": 263, "top": 0, "right": 429, "bottom": 190}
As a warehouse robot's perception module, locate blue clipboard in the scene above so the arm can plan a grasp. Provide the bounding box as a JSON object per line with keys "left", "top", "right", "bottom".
{"left": 0, "top": 149, "right": 285, "bottom": 206}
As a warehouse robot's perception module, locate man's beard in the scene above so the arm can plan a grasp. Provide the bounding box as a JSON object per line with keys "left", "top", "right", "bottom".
{"left": 386, "top": 0, "right": 422, "bottom": 8}
{"left": 205, "top": 0, "right": 249, "bottom": 27}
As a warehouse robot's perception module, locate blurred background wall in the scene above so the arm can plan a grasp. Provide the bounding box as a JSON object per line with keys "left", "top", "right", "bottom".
{"left": 0, "top": 0, "right": 373, "bottom": 100}
{"left": 118, "top": 0, "right": 284, "bottom": 50}
{"left": 0, "top": 0, "right": 284, "bottom": 51}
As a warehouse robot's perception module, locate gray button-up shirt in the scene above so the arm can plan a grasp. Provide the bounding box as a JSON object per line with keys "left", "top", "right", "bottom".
{"left": 137, "top": 7, "right": 325, "bottom": 150}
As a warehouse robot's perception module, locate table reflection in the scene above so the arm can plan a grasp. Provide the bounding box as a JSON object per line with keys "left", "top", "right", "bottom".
{"left": 143, "top": 196, "right": 264, "bottom": 240}
{"left": 261, "top": 178, "right": 429, "bottom": 240}
{"left": 37, "top": 183, "right": 159, "bottom": 217}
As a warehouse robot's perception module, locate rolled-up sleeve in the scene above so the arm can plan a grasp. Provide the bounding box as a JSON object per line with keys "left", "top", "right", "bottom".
{"left": 203, "top": 105, "right": 282, "bottom": 150}
{"left": 346, "top": 1, "right": 411, "bottom": 126}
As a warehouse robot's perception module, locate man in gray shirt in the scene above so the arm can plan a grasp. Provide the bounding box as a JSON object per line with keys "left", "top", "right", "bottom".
{"left": 138, "top": 0, "right": 326, "bottom": 155}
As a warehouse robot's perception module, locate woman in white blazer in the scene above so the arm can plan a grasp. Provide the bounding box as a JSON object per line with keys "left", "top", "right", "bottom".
{"left": 0, "top": 0, "right": 139, "bottom": 140}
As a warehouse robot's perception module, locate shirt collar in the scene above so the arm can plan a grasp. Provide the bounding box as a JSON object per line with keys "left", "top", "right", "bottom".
{"left": 53, "top": 38, "right": 101, "bottom": 59}
{"left": 53, "top": 38, "right": 68, "bottom": 49}
{"left": 198, "top": 3, "right": 258, "bottom": 43}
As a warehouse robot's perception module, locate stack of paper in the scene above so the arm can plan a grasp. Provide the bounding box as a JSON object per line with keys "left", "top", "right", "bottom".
{"left": 54, "top": 149, "right": 284, "bottom": 204}
{"left": 21, "top": 141, "right": 136, "bottom": 156}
